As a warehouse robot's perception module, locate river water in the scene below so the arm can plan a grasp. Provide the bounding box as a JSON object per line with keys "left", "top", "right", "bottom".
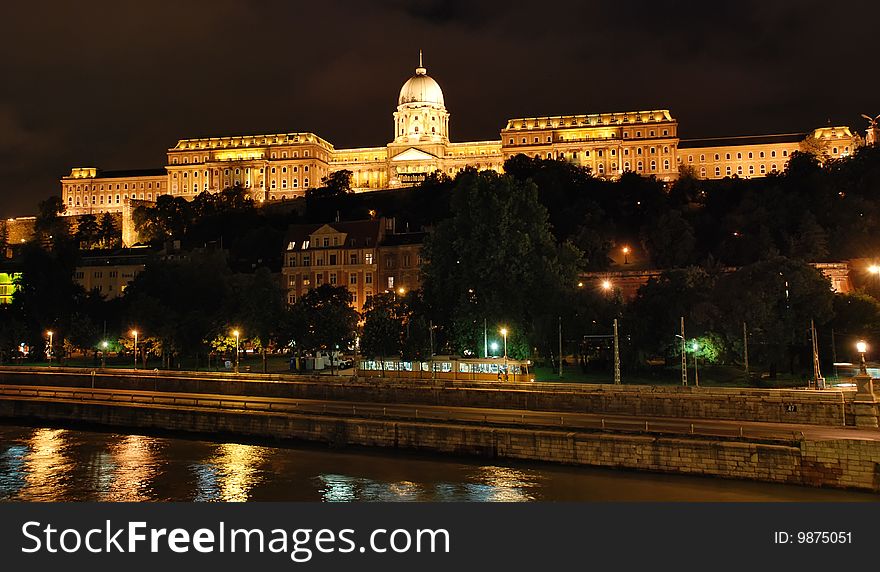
{"left": 0, "top": 424, "right": 875, "bottom": 502}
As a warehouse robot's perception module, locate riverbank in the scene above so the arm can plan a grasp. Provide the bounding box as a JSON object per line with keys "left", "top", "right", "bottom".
{"left": 3, "top": 423, "right": 876, "bottom": 501}
{"left": 0, "top": 376, "right": 877, "bottom": 493}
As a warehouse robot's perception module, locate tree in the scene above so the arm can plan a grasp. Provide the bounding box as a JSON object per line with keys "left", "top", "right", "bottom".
{"left": 291, "top": 284, "right": 359, "bottom": 373}
{"left": 74, "top": 214, "right": 101, "bottom": 249}
{"left": 625, "top": 267, "right": 719, "bottom": 362}
{"left": 305, "top": 170, "right": 353, "bottom": 222}
{"left": 33, "top": 196, "right": 69, "bottom": 249}
{"left": 640, "top": 210, "right": 696, "bottom": 268}
{"left": 421, "top": 170, "right": 579, "bottom": 358}
{"left": 715, "top": 256, "right": 834, "bottom": 375}
{"left": 227, "top": 267, "right": 285, "bottom": 372}
{"left": 830, "top": 292, "right": 880, "bottom": 344}
{"left": 788, "top": 212, "right": 829, "bottom": 261}
{"left": 123, "top": 251, "right": 232, "bottom": 367}
{"left": 360, "top": 292, "right": 403, "bottom": 373}
{"left": 10, "top": 242, "right": 84, "bottom": 360}
{"left": 98, "top": 213, "right": 118, "bottom": 248}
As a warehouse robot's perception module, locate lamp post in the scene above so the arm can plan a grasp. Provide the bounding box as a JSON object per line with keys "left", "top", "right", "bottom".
{"left": 500, "top": 327, "right": 509, "bottom": 381}
{"left": 233, "top": 330, "right": 240, "bottom": 373}
{"left": 601, "top": 279, "right": 612, "bottom": 292}
{"left": 622, "top": 246, "right": 630, "bottom": 265}
{"left": 100, "top": 340, "right": 108, "bottom": 368}
{"left": 857, "top": 340, "right": 868, "bottom": 375}
{"left": 131, "top": 330, "right": 139, "bottom": 369}
{"left": 691, "top": 340, "right": 700, "bottom": 387}
{"left": 46, "top": 330, "right": 53, "bottom": 364}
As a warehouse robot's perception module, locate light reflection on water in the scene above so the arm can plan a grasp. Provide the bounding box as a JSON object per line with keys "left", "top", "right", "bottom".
{"left": 0, "top": 424, "right": 877, "bottom": 502}
{"left": 192, "top": 443, "right": 271, "bottom": 502}
{"left": 101, "top": 435, "right": 162, "bottom": 501}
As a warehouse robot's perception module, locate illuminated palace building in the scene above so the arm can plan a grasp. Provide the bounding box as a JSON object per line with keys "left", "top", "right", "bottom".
{"left": 61, "top": 54, "right": 866, "bottom": 218}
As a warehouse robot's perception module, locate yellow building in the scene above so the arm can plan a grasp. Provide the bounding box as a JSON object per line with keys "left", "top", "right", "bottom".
{"left": 678, "top": 126, "right": 860, "bottom": 179}
{"left": 501, "top": 110, "right": 680, "bottom": 180}
{"left": 59, "top": 54, "right": 871, "bottom": 223}
{"left": 74, "top": 250, "right": 150, "bottom": 299}
{"left": 0, "top": 271, "right": 20, "bottom": 304}
{"left": 282, "top": 218, "right": 425, "bottom": 313}
{"left": 62, "top": 168, "right": 167, "bottom": 216}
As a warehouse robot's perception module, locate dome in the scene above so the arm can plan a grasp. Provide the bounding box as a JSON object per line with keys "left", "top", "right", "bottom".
{"left": 398, "top": 62, "right": 444, "bottom": 107}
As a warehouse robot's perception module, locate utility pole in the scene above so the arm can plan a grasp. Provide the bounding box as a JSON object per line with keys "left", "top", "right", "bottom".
{"left": 613, "top": 318, "right": 621, "bottom": 385}
{"left": 743, "top": 322, "right": 749, "bottom": 380}
{"left": 680, "top": 316, "right": 687, "bottom": 386}
{"left": 558, "top": 316, "right": 563, "bottom": 380}
{"left": 483, "top": 318, "right": 488, "bottom": 359}
{"left": 811, "top": 319, "right": 824, "bottom": 389}
{"left": 831, "top": 328, "right": 839, "bottom": 381}
{"left": 429, "top": 320, "right": 435, "bottom": 380}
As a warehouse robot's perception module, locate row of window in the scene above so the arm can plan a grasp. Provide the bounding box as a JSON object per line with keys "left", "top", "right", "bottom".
{"left": 289, "top": 273, "right": 375, "bottom": 287}
{"left": 68, "top": 181, "right": 162, "bottom": 192}
{"left": 68, "top": 192, "right": 154, "bottom": 207}
{"left": 508, "top": 128, "right": 672, "bottom": 146}
{"left": 290, "top": 253, "right": 376, "bottom": 267}
{"left": 176, "top": 165, "right": 313, "bottom": 178}
{"left": 701, "top": 164, "right": 780, "bottom": 177}
{"left": 171, "top": 149, "right": 315, "bottom": 164}
{"left": 685, "top": 149, "right": 791, "bottom": 163}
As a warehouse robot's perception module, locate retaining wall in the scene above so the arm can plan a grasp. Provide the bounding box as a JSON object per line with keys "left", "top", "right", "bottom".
{"left": 0, "top": 367, "right": 856, "bottom": 427}
{"left": 0, "top": 397, "right": 877, "bottom": 493}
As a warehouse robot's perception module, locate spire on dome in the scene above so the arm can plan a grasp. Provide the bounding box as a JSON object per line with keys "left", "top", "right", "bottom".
{"left": 416, "top": 49, "right": 426, "bottom": 75}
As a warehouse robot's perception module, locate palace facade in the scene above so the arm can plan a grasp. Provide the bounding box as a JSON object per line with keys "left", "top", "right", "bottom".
{"left": 61, "top": 54, "right": 867, "bottom": 222}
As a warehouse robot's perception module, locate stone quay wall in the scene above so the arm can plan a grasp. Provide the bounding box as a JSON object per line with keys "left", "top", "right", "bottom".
{"left": 0, "top": 367, "right": 856, "bottom": 427}
{"left": 0, "top": 397, "right": 876, "bottom": 493}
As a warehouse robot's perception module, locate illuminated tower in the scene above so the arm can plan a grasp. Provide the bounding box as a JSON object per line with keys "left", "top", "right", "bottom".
{"left": 393, "top": 51, "right": 449, "bottom": 144}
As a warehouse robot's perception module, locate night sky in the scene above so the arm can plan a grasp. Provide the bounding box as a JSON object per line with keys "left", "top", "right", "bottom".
{"left": 2, "top": 0, "right": 879, "bottom": 217}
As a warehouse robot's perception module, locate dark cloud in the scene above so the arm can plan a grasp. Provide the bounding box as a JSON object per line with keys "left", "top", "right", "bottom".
{"left": 1, "top": 0, "right": 879, "bottom": 217}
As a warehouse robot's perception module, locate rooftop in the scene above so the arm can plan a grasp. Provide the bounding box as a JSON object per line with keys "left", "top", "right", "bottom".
{"left": 504, "top": 110, "right": 674, "bottom": 130}
{"left": 679, "top": 133, "right": 806, "bottom": 149}
{"left": 285, "top": 219, "right": 382, "bottom": 250}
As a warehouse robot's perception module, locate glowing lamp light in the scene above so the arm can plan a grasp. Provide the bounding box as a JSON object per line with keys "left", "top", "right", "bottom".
{"left": 869, "top": 266, "right": 880, "bottom": 275}
{"left": 500, "top": 328, "right": 508, "bottom": 337}
{"left": 601, "top": 280, "right": 612, "bottom": 291}
{"left": 691, "top": 341, "right": 699, "bottom": 352}
{"left": 233, "top": 330, "right": 240, "bottom": 338}
{"left": 101, "top": 341, "right": 108, "bottom": 349}
{"left": 857, "top": 340, "right": 868, "bottom": 354}
{"left": 490, "top": 342, "right": 499, "bottom": 352}
{"left": 397, "top": 287, "right": 406, "bottom": 295}
{"left": 622, "top": 246, "right": 630, "bottom": 255}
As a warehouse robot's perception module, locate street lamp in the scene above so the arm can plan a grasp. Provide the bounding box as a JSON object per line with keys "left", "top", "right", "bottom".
{"left": 100, "top": 340, "right": 108, "bottom": 368}
{"left": 601, "top": 279, "right": 612, "bottom": 292}
{"left": 622, "top": 246, "right": 630, "bottom": 264}
{"left": 131, "top": 330, "right": 139, "bottom": 369}
{"left": 46, "top": 330, "right": 53, "bottom": 364}
{"left": 500, "top": 327, "right": 509, "bottom": 381}
{"left": 233, "top": 329, "right": 240, "bottom": 373}
{"left": 397, "top": 287, "right": 406, "bottom": 296}
{"left": 857, "top": 340, "right": 868, "bottom": 374}
{"left": 490, "top": 341, "right": 499, "bottom": 355}
{"left": 869, "top": 266, "right": 880, "bottom": 290}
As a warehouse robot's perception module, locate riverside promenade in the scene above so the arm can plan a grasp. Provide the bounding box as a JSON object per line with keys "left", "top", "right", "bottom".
{"left": 0, "top": 366, "right": 878, "bottom": 493}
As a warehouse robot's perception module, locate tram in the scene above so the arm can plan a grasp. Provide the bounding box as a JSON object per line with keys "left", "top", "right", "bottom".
{"left": 356, "top": 356, "right": 534, "bottom": 382}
